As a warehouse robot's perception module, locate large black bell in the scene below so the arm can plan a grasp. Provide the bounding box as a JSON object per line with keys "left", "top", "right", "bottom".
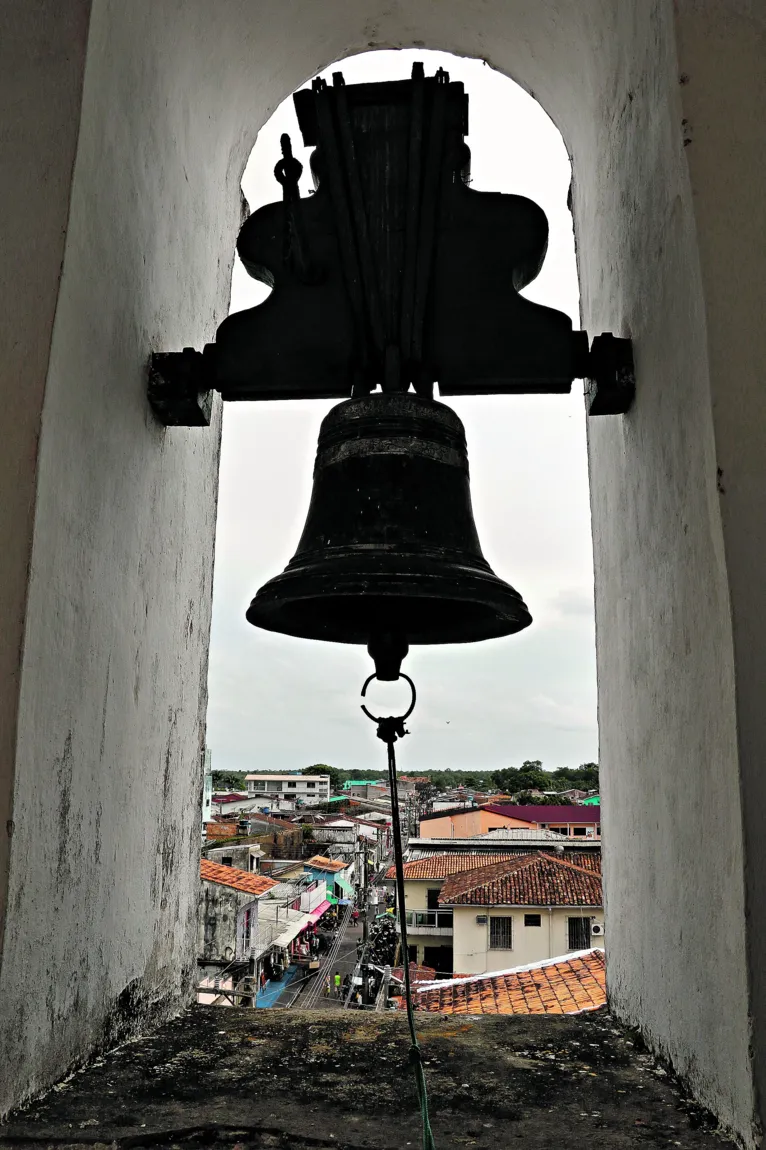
{"left": 247, "top": 393, "right": 531, "bottom": 667}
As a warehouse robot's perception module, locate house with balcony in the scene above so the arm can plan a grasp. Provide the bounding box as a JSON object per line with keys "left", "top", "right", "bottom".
{"left": 245, "top": 772, "right": 331, "bottom": 806}
{"left": 387, "top": 850, "right": 602, "bottom": 976}
{"left": 438, "top": 853, "right": 603, "bottom": 975}
{"left": 386, "top": 852, "right": 521, "bottom": 974}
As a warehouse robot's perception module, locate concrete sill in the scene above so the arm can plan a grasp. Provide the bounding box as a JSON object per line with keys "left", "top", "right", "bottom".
{"left": 3, "top": 1006, "right": 732, "bottom": 1149}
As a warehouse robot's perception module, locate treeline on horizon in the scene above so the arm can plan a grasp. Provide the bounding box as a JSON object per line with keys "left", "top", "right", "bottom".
{"left": 211, "top": 760, "right": 599, "bottom": 798}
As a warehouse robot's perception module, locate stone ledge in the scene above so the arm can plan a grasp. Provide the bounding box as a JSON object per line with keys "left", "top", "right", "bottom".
{"left": 1, "top": 1006, "right": 732, "bottom": 1148}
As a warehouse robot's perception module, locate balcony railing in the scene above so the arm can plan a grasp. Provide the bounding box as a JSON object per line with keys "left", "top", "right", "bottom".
{"left": 397, "top": 910, "right": 453, "bottom": 936}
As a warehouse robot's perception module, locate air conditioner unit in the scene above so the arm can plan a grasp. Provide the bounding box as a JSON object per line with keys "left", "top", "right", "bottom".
{"left": 475, "top": 914, "right": 488, "bottom": 925}
{"left": 591, "top": 923, "right": 605, "bottom": 936}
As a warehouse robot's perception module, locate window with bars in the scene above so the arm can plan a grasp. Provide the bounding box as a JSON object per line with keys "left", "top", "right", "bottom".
{"left": 524, "top": 913, "right": 542, "bottom": 927}
{"left": 568, "top": 916, "right": 592, "bottom": 950}
{"left": 489, "top": 916, "right": 513, "bottom": 949}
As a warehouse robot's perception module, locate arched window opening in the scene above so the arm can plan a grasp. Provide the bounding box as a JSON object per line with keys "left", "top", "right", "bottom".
{"left": 203, "top": 49, "right": 601, "bottom": 996}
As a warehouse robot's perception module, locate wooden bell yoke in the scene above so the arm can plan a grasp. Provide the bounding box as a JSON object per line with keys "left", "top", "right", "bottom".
{"left": 149, "top": 64, "right": 634, "bottom": 426}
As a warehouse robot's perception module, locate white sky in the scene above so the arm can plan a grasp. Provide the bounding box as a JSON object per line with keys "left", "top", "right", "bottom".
{"left": 206, "top": 49, "right": 597, "bottom": 777}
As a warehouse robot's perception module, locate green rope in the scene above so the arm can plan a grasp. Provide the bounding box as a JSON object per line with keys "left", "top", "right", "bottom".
{"left": 384, "top": 731, "right": 436, "bottom": 1150}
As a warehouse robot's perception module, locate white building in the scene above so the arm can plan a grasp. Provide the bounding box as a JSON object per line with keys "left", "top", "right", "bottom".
{"left": 246, "top": 773, "right": 330, "bottom": 806}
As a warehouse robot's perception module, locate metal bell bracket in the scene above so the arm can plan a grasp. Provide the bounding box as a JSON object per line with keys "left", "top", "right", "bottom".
{"left": 149, "top": 65, "right": 634, "bottom": 424}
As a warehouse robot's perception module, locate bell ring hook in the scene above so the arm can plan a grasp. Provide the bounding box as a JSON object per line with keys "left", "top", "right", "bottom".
{"left": 360, "top": 672, "right": 417, "bottom": 725}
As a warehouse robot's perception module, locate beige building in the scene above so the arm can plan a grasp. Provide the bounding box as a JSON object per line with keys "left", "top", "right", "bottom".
{"left": 440, "top": 854, "right": 603, "bottom": 975}
{"left": 387, "top": 852, "right": 517, "bottom": 974}
{"left": 388, "top": 850, "right": 602, "bottom": 975}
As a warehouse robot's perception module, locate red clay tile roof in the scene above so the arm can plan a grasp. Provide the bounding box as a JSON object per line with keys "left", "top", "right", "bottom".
{"left": 384, "top": 853, "right": 516, "bottom": 880}
{"left": 411, "top": 949, "right": 605, "bottom": 1016}
{"left": 200, "top": 859, "right": 279, "bottom": 896}
{"left": 438, "top": 853, "right": 602, "bottom": 907}
{"left": 391, "top": 963, "right": 437, "bottom": 985}
{"left": 566, "top": 852, "right": 601, "bottom": 874}
{"left": 212, "top": 793, "right": 249, "bottom": 803}
{"left": 305, "top": 855, "right": 349, "bottom": 872}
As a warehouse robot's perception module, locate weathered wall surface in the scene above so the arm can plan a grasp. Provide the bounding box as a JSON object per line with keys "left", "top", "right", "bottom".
{"left": 581, "top": 4, "right": 753, "bottom": 1143}
{"left": 206, "top": 845, "right": 260, "bottom": 871}
{"left": 0, "top": 0, "right": 759, "bottom": 1141}
{"left": 199, "top": 883, "right": 253, "bottom": 961}
{"left": 0, "top": 0, "right": 227, "bottom": 1115}
{"left": 0, "top": 0, "right": 92, "bottom": 963}
{"left": 673, "top": 3, "right": 766, "bottom": 1137}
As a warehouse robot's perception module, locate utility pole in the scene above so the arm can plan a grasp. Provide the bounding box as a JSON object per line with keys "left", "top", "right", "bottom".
{"left": 362, "top": 839, "right": 369, "bottom": 943}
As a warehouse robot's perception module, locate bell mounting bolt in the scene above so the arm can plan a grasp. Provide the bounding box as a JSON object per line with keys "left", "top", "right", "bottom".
{"left": 149, "top": 63, "right": 634, "bottom": 424}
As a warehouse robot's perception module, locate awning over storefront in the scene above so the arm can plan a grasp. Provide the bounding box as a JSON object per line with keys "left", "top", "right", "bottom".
{"left": 336, "top": 875, "right": 354, "bottom": 895}
{"left": 273, "top": 913, "right": 312, "bottom": 949}
{"left": 306, "top": 899, "right": 331, "bottom": 924}
{"left": 255, "top": 904, "right": 313, "bottom": 953}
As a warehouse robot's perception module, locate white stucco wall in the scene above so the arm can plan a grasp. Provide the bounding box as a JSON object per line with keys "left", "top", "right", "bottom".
{"left": 0, "top": 1, "right": 760, "bottom": 1141}
{"left": 0, "top": 0, "right": 92, "bottom": 961}
{"left": 451, "top": 907, "right": 602, "bottom": 975}
{"left": 0, "top": 0, "right": 227, "bottom": 1112}
{"left": 585, "top": 4, "right": 755, "bottom": 1141}
{"left": 673, "top": 6, "right": 766, "bottom": 1133}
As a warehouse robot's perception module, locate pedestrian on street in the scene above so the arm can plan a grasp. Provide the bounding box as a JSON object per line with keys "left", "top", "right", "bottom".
{"left": 352, "top": 907, "right": 359, "bottom": 925}
{"left": 333, "top": 970, "right": 342, "bottom": 999}
{"left": 323, "top": 974, "right": 331, "bottom": 998}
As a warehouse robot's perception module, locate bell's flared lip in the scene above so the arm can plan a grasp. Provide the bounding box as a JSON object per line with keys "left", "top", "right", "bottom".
{"left": 246, "top": 565, "right": 532, "bottom": 647}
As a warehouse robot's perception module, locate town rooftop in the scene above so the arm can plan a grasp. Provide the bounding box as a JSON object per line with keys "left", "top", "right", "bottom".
{"left": 199, "top": 859, "right": 279, "bottom": 897}
{"left": 410, "top": 949, "right": 606, "bottom": 1015}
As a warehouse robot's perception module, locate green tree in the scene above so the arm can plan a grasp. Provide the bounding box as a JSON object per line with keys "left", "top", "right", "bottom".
{"left": 302, "top": 763, "right": 343, "bottom": 791}
{"left": 515, "top": 791, "right": 567, "bottom": 805}
{"left": 211, "top": 770, "right": 249, "bottom": 791}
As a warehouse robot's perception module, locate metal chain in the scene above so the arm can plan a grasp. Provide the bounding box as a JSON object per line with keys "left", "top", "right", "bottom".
{"left": 361, "top": 676, "right": 436, "bottom": 1150}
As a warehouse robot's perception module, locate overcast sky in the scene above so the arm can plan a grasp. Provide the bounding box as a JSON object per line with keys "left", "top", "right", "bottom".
{"left": 205, "top": 49, "right": 597, "bottom": 777}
